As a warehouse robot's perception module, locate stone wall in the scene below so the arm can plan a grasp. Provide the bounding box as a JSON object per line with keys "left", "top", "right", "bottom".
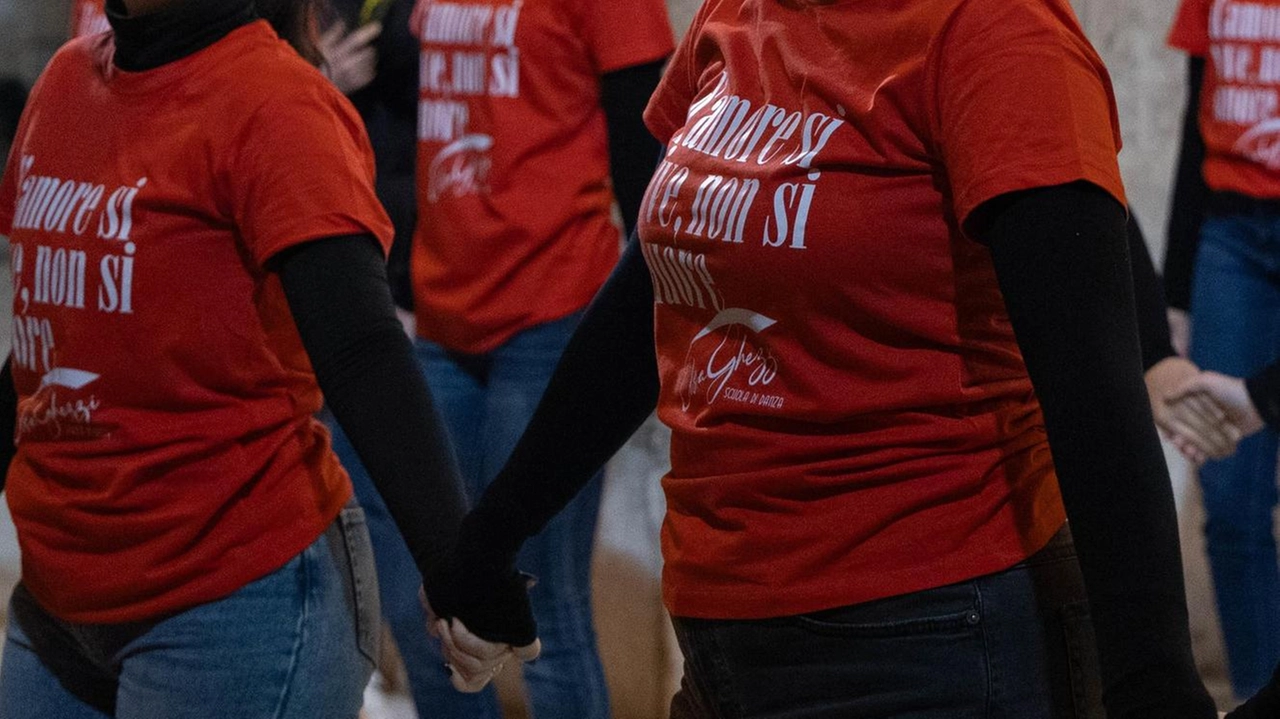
{"left": 1073, "top": 0, "right": 1187, "bottom": 257}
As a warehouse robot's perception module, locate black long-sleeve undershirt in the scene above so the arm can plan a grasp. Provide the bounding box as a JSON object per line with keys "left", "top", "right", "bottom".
{"left": 1128, "top": 214, "right": 1176, "bottom": 372}
{"left": 1165, "top": 56, "right": 1209, "bottom": 313}
{"left": 274, "top": 236, "right": 467, "bottom": 579}
{"left": 602, "top": 61, "right": 667, "bottom": 238}
{"left": 978, "top": 182, "right": 1214, "bottom": 718}
{"left": 424, "top": 235, "right": 658, "bottom": 644}
{"left": 428, "top": 182, "right": 1214, "bottom": 716}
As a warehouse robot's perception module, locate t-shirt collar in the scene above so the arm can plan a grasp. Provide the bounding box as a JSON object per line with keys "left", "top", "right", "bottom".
{"left": 106, "top": 0, "right": 256, "bottom": 72}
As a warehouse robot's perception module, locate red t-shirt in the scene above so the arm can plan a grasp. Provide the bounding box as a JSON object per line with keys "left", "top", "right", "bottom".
{"left": 69, "top": 0, "right": 109, "bottom": 38}
{"left": 641, "top": 0, "right": 1126, "bottom": 619}
{"left": 1170, "top": 0, "right": 1280, "bottom": 197}
{"left": 0, "top": 22, "right": 394, "bottom": 623}
{"left": 409, "top": 0, "right": 674, "bottom": 353}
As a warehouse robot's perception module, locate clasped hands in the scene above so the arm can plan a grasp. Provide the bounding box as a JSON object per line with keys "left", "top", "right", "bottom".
{"left": 426, "top": 610, "right": 541, "bottom": 693}
{"left": 1146, "top": 356, "right": 1265, "bottom": 464}
{"left": 419, "top": 554, "right": 542, "bottom": 693}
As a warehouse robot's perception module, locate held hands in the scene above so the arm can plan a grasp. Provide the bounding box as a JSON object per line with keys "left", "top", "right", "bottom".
{"left": 1173, "top": 371, "right": 1266, "bottom": 440}
{"left": 425, "top": 612, "right": 541, "bottom": 692}
{"left": 1145, "top": 357, "right": 1262, "bottom": 465}
{"left": 421, "top": 550, "right": 541, "bottom": 693}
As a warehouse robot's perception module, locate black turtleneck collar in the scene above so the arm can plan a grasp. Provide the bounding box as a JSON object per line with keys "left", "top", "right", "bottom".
{"left": 106, "top": 0, "right": 257, "bottom": 72}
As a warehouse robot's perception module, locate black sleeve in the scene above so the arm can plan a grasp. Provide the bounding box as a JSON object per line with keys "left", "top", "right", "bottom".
{"left": 974, "top": 182, "right": 1216, "bottom": 719}
{"left": 0, "top": 357, "right": 14, "bottom": 493}
{"left": 1164, "top": 56, "right": 1209, "bottom": 312}
{"left": 274, "top": 235, "right": 466, "bottom": 578}
{"left": 424, "top": 234, "right": 659, "bottom": 644}
{"left": 1247, "top": 362, "right": 1280, "bottom": 430}
{"left": 352, "top": 0, "right": 419, "bottom": 311}
{"left": 602, "top": 61, "right": 667, "bottom": 237}
{"left": 1127, "top": 214, "right": 1177, "bottom": 371}
{"left": 0, "top": 77, "right": 28, "bottom": 154}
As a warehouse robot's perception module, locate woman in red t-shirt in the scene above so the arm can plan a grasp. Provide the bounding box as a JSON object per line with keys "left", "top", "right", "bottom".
{"left": 417, "top": 0, "right": 1221, "bottom": 716}
{"left": 0, "top": 0, "right": 534, "bottom": 716}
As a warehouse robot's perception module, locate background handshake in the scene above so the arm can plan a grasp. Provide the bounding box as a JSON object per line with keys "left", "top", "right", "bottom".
{"left": 1146, "top": 310, "right": 1267, "bottom": 465}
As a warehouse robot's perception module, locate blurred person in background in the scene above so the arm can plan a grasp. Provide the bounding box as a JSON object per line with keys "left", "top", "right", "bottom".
{"left": 1163, "top": 0, "right": 1280, "bottom": 699}
{"left": 402, "top": 0, "right": 675, "bottom": 715}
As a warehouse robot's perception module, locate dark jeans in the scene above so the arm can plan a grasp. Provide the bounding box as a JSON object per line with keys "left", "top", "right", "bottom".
{"left": 1190, "top": 210, "right": 1280, "bottom": 698}
{"left": 668, "top": 526, "right": 1103, "bottom": 719}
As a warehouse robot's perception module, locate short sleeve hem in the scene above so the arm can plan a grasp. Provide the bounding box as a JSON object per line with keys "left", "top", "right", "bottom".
{"left": 1168, "top": 0, "right": 1211, "bottom": 57}
{"left": 597, "top": 45, "right": 675, "bottom": 76}
{"left": 252, "top": 214, "right": 394, "bottom": 269}
{"left": 953, "top": 157, "right": 1128, "bottom": 229}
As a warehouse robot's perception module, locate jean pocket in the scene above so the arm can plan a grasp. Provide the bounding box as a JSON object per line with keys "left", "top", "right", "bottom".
{"left": 790, "top": 585, "right": 982, "bottom": 638}
{"left": 336, "top": 505, "right": 382, "bottom": 666}
{"left": 1059, "top": 601, "right": 1105, "bottom": 719}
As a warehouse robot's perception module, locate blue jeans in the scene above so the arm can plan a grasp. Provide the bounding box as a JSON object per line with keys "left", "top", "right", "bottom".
{"left": 1190, "top": 211, "right": 1280, "bottom": 698}
{"left": 331, "top": 311, "right": 609, "bottom": 719}
{"left": 668, "top": 526, "right": 1103, "bottom": 719}
{"left": 0, "top": 505, "right": 379, "bottom": 719}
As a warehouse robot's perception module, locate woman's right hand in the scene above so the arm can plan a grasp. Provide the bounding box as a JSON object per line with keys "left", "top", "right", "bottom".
{"left": 421, "top": 539, "right": 541, "bottom": 692}
{"left": 428, "top": 615, "right": 541, "bottom": 692}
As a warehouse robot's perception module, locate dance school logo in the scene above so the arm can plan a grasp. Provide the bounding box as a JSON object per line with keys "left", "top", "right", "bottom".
{"left": 427, "top": 134, "right": 494, "bottom": 200}
{"left": 17, "top": 368, "right": 106, "bottom": 441}
{"left": 677, "top": 307, "right": 784, "bottom": 412}
{"left": 1236, "top": 119, "right": 1280, "bottom": 168}
{"left": 641, "top": 242, "right": 787, "bottom": 413}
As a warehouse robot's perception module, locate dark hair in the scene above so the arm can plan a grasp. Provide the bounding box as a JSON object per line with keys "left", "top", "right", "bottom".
{"left": 256, "top": 0, "right": 325, "bottom": 65}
